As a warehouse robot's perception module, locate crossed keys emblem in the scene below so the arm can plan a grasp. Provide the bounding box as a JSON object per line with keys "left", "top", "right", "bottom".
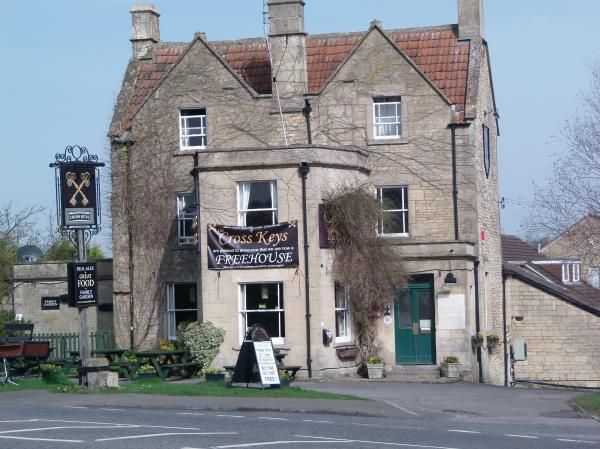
{"left": 65, "top": 172, "right": 91, "bottom": 206}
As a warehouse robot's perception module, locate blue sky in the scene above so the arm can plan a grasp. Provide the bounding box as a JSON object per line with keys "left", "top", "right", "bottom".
{"left": 1, "top": 0, "right": 599, "bottom": 252}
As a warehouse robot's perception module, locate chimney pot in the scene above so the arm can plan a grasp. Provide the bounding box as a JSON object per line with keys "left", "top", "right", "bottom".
{"left": 130, "top": 4, "right": 160, "bottom": 59}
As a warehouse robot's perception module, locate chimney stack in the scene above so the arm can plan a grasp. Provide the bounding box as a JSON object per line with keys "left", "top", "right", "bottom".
{"left": 130, "top": 4, "right": 160, "bottom": 59}
{"left": 268, "top": 0, "right": 307, "bottom": 111}
{"left": 458, "top": 0, "right": 484, "bottom": 41}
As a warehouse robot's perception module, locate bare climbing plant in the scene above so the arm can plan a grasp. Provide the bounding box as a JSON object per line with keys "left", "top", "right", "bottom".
{"left": 322, "top": 183, "right": 406, "bottom": 360}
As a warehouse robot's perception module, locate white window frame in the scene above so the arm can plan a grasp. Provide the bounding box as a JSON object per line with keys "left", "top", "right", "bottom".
{"left": 573, "top": 263, "right": 580, "bottom": 282}
{"left": 237, "top": 181, "right": 278, "bottom": 226}
{"left": 373, "top": 97, "right": 402, "bottom": 139}
{"left": 166, "top": 283, "right": 198, "bottom": 340}
{"left": 562, "top": 263, "right": 581, "bottom": 283}
{"left": 377, "top": 186, "right": 409, "bottom": 236}
{"left": 176, "top": 193, "right": 196, "bottom": 245}
{"left": 239, "top": 282, "right": 284, "bottom": 346}
{"left": 334, "top": 283, "right": 351, "bottom": 344}
{"left": 179, "top": 109, "right": 207, "bottom": 150}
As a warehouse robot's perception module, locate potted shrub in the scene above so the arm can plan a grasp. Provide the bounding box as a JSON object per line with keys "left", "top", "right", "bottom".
{"left": 486, "top": 333, "right": 500, "bottom": 349}
{"left": 278, "top": 369, "right": 291, "bottom": 387}
{"left": 366, "top": 356, "right": 384, "bottom": 379}
{"left": 471, "top": 332, "right": 484, "bottom": 348}
{"left": 440, "top": 356, "right": 461, "bottom": 378}
{"left": 204, "top": 366, "right": 225, "bottom": 382}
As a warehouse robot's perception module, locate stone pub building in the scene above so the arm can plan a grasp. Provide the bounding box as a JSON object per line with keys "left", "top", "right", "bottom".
{"left": 109, "top": 0, "right": 503, "bottom": 383}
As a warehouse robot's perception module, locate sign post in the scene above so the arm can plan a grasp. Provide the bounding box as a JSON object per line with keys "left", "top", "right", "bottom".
{"left": 50, "top": 145, "right": 103, "bottom": 388}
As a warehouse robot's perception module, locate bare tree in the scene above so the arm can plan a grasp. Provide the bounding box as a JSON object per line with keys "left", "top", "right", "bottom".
{"left": 0, "top": 203, "right": 44, "bottom": 301}
{"left": 526, "top": 62, "right": 600, "bottom": 257}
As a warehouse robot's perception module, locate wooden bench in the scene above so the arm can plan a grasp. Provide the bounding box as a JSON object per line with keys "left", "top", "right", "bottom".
{"left": 224, "top": 364, "right": 302, "bottom": 381}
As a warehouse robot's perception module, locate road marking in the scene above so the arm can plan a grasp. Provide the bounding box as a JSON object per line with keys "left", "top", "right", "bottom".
{"left": 177, "top": 412, "right": 205, "bottom": 416}
{"left": 448, "top": 429, "right": 481, "bottom": 434}
{"left": 0, "top": 435, "right": 83, "bottom": 443}
{"left": 258, "top": 417, "right": 289, "bottom": 421}
{"left": 37, "top": 419, "right": 204, "bottom": 431}
{"left": 0, "top": 419, "right": 38, "bottom": 423}
{"left": 384, "top": 400, "right": 419, "bottom": 416}
{"left": 101, "top": 408, "right": 122, "bottom": 411}
{"left": 0, "top": 425, "right": 133, "bottom": 434}
{"left": 217, "top": 414, "right": 245, "bottom": 418}
{"left": 557, "top": 438, "right": 598, "bottom": 444}
{"left": 96, "top": 432, "right": 237, "bottom": 442}
{"left": 302, "top": 419, "right": 333, "bottom": 423}
{"left": 505, "top": 434, "right": 538, "bottom": 439}
{"left": 209, "top": 440, "right": 352, "bottom": 448}
{"left": 64, "top": 406, "right": 87, "bottom": 409}
{"left": 297, "top": 434, "right": 460, "bottom": 449}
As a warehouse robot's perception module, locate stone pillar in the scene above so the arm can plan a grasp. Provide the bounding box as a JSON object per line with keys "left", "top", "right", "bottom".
{"left": 130, "top": 4, "right": 160, "bottom": 59}
{"left": 268, "top": 0, "right": 307, "bottom": 111}
{"left": 458, "top": 0, "right": 484, "bottom": 41}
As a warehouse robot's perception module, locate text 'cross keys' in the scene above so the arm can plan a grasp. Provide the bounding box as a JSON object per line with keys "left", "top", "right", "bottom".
{"left": 66, "top": 172, "right": 91, "bottom": 206}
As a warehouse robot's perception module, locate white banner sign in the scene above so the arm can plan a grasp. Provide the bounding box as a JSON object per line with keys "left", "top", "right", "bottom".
{"left": 253, "top": 341, "right": 280, "bottom": 385}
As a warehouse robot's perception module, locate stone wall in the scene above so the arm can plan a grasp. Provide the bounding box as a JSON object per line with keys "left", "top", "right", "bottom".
{"left": 506, "top": 275, "right": 600, "bottom": 388}
{"left": 11, "top": 260, "right": 113, "bottom": 335}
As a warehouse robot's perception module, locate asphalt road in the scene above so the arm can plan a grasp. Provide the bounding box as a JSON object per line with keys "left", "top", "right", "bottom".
{"left": 0, "top": 382, "right": 597, "bottom": 449}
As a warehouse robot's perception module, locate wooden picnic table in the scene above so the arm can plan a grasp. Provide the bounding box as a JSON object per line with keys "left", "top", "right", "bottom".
{"left": 134, "top": 350, "right": 199, "bottom": 380}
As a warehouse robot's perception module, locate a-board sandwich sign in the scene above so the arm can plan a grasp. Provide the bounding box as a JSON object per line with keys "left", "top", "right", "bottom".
{"left": 207, "top": 221, "right": 299, "bottom": 270}
{"left": 67, "top": 262, "right": 98, "bottom": 307}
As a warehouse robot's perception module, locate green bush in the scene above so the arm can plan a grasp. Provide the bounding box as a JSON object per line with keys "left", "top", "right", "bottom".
{"left": 181, "top": 321, "right": 225, "bottom": 371}
{"left": 40, "top": 364, "right": 71, "bottom": 385}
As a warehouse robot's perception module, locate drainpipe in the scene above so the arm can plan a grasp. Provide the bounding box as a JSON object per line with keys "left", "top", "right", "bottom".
{"left": 302, "top": 99, "right": 313, "bottom": 144}
{"left": 450, "top": 123, "right": 459, "bottom": 240}
{"left": 193, "top": 152, "right": 204, "bottom": 322}
{"left": 502, "top": 273, "right": 509, "bottom": 387}
{"left": 298, "top": 161, "right": 312, "bottom": 378}
{"left": 474, "top": 261, "right": 483, "bottom": 383}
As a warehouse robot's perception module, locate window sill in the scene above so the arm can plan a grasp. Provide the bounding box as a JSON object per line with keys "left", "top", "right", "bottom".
{"left": 368, "top": 137, "right": 407, "bottom": 146}
{"left": 173, "top": 244, "right": 196, "bottom": 251}
{"left": 378, "top": 233, "right": 409, "bottom": 238}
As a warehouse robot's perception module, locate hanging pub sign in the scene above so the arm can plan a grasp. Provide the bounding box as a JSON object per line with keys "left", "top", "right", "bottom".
{"left": 41, "top": 296, "right": 61, "bottom": 311}
{"left": 59, "top": 164, "right": 97, "bottom": 226}
{"left": 207, "top": 221, "right": 299, "bottom": 270}
{"left": 67, "top": 262, "right": 98, "bottom": 307}
{"left": 50, "top": 145, "right": 103, "bottom": 230}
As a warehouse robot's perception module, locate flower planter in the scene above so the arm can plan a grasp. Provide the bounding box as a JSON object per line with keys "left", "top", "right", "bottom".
{"left": 471, "top": 337, "right": 483, "bottom": 348}
{"left": 336, "top": 346, "right": 359, "bottom": 360}
{"left": 440, "top": 362, "right": 461, "bottom": 378}
{"left": 205, "top": 373, "right": 226, "bottom": 382}
{"left": 366, "top": 363, "right": 384, "bottom": 379}
{"left": 137, "top": 372, "right": 156, "bottom": 380}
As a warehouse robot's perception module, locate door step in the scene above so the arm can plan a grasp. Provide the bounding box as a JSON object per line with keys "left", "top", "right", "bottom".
{"left": 385, "top": 364, "right": 451, "bottom": 383}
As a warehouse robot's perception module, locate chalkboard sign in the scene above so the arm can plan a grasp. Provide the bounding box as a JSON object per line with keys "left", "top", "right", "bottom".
{"left": 67, "top": 262, "right": 98, "bottom": 307}
{"left": 254, "top": 341, "right": 280, "bottom": 385}
{"left": 41, "top": 296, "right": 60, "bottom": 310}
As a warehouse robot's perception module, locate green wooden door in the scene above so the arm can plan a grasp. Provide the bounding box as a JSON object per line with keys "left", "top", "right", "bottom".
{"left": 394, "top": 283, "right": 436, "bottom": 364}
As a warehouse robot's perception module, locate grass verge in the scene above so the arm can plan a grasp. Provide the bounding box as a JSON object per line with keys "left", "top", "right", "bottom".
{"left": 573, "top": 393, "right": 600, "bottom": 416}
{"left": 1, "top": 377, "right": 360, "bottom": 400}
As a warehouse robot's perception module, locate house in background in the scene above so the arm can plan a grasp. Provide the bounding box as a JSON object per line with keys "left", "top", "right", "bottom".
{"left": 541, "top": 214, "right": 600, "bottom": 288}
{"left": 109, "top": 0, "right": 504, "bottom": 383}
{"left": 502, "top": 235, "right": 600, "bottom": 388}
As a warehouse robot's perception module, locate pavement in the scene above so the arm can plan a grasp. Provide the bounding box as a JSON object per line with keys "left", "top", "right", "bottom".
{"left": 0, "top": 379, "right": 594, "bottom": 424}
